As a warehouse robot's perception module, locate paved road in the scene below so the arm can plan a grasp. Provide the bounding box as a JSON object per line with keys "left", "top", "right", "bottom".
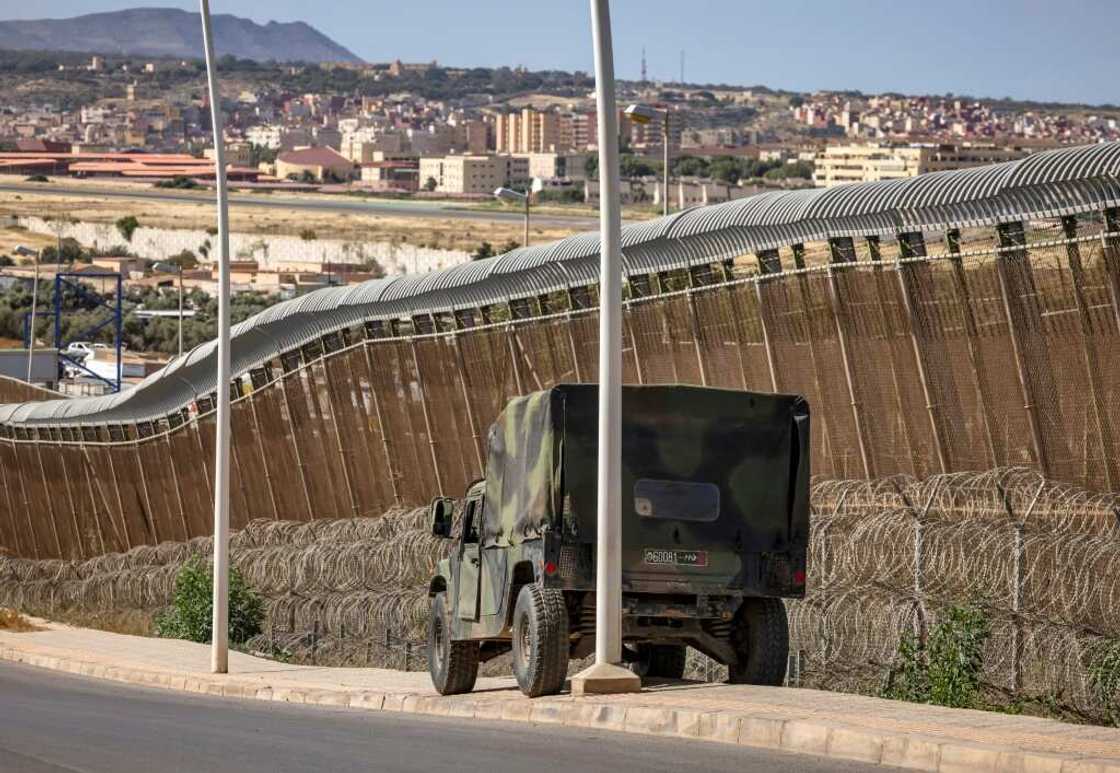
{"left": 0, "top": 662, "right": 892, "bottom": 773}
{"left": 0, "top": 183, "right": 600, "bottom": 228}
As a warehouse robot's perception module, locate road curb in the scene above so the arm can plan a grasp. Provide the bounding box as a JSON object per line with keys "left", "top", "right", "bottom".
{"left": 1, "top": 641, "right": 1116, "bottom": 772}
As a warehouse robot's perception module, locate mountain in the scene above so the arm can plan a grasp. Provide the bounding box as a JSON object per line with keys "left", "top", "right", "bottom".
{"left": 0, "top": 7, "right": 361, "bottom": 63}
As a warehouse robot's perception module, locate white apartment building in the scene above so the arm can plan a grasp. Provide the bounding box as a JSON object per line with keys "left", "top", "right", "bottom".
{"left": 813, "top": 142, "right": 1031, "bottom": 187}
{"left": 520, "top": 152, "right": 590, "bottom": 181}
{"left": 245, "top": 125, "right": 312, "bottom": 151}
{"left": 419, "top": 155, "right": 530, "bottom": 194}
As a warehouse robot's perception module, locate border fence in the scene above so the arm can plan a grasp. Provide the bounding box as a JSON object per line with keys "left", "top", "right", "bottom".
{"left": 4, "top": 470, "right": 1118, "bottom": 721}
{"left": 0, "top": 219, "right": 1118, "bottom": 560}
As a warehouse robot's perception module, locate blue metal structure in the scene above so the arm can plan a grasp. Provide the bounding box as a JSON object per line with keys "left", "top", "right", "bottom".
{"left": 52, "top": 271, "right": 123, "bottom": 393}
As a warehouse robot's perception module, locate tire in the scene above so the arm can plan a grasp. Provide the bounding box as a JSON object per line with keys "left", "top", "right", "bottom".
{"left": 728, "top": 597, "right": 789, "bottom": 686}
{"left": 511, "top": 584, "right": 569, "bottom": 697}
{"left": 428, "top": 592, "right": 479, "bottom": 695}
{"left": 628, "top": 644, "right": 688, "bottom": 680}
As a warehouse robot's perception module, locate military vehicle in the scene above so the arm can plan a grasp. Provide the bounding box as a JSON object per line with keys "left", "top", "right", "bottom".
{"left": 426, "top": 384, "right": 809, "bottom": 698}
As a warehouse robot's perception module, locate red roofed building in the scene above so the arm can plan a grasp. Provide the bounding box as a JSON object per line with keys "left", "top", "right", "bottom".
{"left": 15, "top": 139, "right": 71, "bottom": 153}
{"left": 0, "top": 150, "right": 260, "bottom": 182}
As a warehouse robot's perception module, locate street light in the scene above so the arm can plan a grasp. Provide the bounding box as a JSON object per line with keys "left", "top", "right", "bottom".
{"left": 624, "top": 103, "right": 671, "bottom": 217}
{"left": 199, "top": 0, "right": 232, "bottom": 676}
{"left": 151, "top": 261, "right": 185, "bottom": 359}
{"left": 494, "top": 186, "right": 530, "bottom": 247}
{"left": 570, "top": 0, "right": 641, "bottom": 697}
{"left": 14, "top": 245, "right": 40, "bottom": 382}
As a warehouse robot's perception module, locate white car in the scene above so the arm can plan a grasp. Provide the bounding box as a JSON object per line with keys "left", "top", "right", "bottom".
{"left": 64, "top": 342, "right": 95, "bottom": 361}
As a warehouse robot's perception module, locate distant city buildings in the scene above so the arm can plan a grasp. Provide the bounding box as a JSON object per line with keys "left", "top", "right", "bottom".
{"left": 812, "top": 142, "right": 1030, "bottom": 187}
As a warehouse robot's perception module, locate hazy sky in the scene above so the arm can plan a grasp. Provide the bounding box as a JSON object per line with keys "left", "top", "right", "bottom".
{"left": 7, "top": 1, "right": 1119, "bottom": 105}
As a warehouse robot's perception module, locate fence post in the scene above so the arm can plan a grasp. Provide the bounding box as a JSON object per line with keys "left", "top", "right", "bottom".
{"left": 33, "top": 442, "right": 63, "bottom": 557}
{"left": 450, "top": 330, "right": 485, "bottom": 476}
{"left": 562, "top": 311, "right": 585, "bottom": 383}
{"left": 312, "top": 618, "right": 319, "bottom": 665}
{"left": 246, "top": 388, "right": 281, "bottom": 522}
{"left": 994, "top": 221, "right": 1052, "bottom": 477}
{"left": 624, "top": 306, "right": 646, "bottom": 384}
{"left": 867, "top": 235, "right": 923, "bottom": 475}
{"left": 1102, "top": 208, "right": 1120, "bottom": 335}
{"left": 791, "top": 244, "right": 845, "bottom": 476}
{"left": 896, "top": 232, "right": 951, "bottom": 473}
{"left": 945, "top": 229, "right": 999, "bottom": 467}
{"left": 1011, "top": 520, "right": 1024, "bottom": 694}
{"left": 361, "top": 339, "right": 403, "bottom": 507}
{"left": 277, "top": 366, "right": 316, "bottom": 521}
{"left": 752, "top": 251, "right": 782, "bottom": 392}
{"left": 826, "top": 237, "right": 874, "bottom": 479}
{"left": 409, "top": 338, "right": 445, "bottom": 497}
{"left": 1061, "top": 216, "right": 1118, "bottom": 490}
{"left": 685, "top": 287, "right": 709, "bottom": 386}
{"left": 913, "top": 516, "right": 925, "bottom": 646}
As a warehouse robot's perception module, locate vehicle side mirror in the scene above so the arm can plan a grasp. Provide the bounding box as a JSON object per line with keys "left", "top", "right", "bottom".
{"left": 430, "top": 496, "right": 455, "bottom": 538}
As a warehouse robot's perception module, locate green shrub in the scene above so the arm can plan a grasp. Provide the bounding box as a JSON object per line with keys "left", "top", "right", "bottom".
{"left": 155, "top": 555, "right": 263, "bottom": 645}
{"left": 115, "top": 215, "right": 140, "bottom": 243}
{"left": 1090, "top": 640, "right": 1120, "bottom": 725}
{"left": 24, "top": 174, "right": 49, "bottom": 183}
{"left": 884, "top": 603, "right": 990, "bottom": 709}
{"left": 155, "top": 176, "right": 201, "bottom": 190}
{"left": 926, "top": 604, "right": 990, "bottom": 707}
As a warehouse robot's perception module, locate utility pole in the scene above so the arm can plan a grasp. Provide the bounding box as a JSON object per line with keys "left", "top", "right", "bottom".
{"left": 571, "top": 0, "right": 641, "bottom": 697}
{"left": 200, "top": 0, "right": 232, "bottom": 676}
{"left": 27, "top": 253, "right": 40, "bottom": 383}
{"left": 662, "top": 115, "right": 670, "bottom": 217}
{"left": 177, "top": 264, "right": 184, "bottom": 359}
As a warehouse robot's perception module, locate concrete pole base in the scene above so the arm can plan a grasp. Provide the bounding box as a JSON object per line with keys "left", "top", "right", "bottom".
{"left": 570, "top": 661, "right": 642, "bottom": 696}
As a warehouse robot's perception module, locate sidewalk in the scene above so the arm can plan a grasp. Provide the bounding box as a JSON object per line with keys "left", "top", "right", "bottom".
{"left": 2, "top": 621, "right": 1120, "bottom": 772}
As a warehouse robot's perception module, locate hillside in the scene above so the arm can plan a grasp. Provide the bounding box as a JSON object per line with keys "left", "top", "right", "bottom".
{"left": 0, "top": 7, "right": 361, "bottom": 63}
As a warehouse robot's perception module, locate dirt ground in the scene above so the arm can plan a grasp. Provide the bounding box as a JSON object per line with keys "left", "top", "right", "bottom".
{"left": 0, "top": 177, "right": 587, "bottom": 253}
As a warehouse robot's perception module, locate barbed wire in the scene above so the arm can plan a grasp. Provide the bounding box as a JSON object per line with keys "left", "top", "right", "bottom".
{"left": 2, "top": 470, "right": 1119, "bottom": 720}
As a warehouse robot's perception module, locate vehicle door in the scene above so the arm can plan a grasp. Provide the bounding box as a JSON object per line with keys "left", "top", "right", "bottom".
{"left": 456, "top": 496, "right": 482, "bottom": 621}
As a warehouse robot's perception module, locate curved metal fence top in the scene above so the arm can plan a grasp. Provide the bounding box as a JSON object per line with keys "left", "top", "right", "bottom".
{"left": 7, "top": 140, "right": 1120, "bottom": 427}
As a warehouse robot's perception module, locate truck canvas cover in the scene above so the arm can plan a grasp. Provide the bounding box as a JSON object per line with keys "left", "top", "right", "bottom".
{"left": 481, "top": 384, "right": 810, "bottom": 556}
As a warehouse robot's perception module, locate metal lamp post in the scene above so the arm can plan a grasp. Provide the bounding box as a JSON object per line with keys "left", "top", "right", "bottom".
{"left": 494, "top": 186, "right": 530, "bottom": 247}
{"left": 199, "top": 0, "right": 232, "bottom": 675}
{"left": 624, "top": 103, "right": 671, "bottom": 216}
{"left": 14, "top": 245, "right": 39, "bottom": 382}
{"left": 570, "top": 0, "right": 641, "bottom": 697}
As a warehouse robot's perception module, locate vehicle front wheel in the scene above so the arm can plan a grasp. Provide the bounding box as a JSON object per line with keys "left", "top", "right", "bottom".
{"left": 428, "top": 591, "right": 479, "bottom": 695}
{"left": 728, "top": 597, "right": 788, "bottom": 686}
{"left": 628, "top": 644, "right": 688, "bottom": 680}
{"left": 511, "top": 584, "right": 569, "bottom": 697}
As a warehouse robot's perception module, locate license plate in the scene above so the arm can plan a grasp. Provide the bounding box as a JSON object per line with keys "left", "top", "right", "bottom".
{"left": 643, "top": 549, "right": 708, "bottom": 567}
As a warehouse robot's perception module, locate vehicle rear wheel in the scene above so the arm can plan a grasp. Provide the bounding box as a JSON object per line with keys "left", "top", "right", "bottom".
{"left": 728, "top": 597, "right": 788, "bottom": 686}
{"left": 428, "top": 591, "right": 479, "bottom": 695}
{"left": 511, "top": 584, "right": 569, "bottom": 697}
{"left": 628, "top": 644, "right": 688, "bottom": 680}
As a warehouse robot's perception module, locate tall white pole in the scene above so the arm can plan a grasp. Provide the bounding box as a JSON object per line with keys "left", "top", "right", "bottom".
{"left": 200, "top": 0, "right": 231, "bottom": 675}
{"left": 662, "top": 115, "right": 670, "bottom": 217}
{"left": 26, "top": 255, "right": 39, "bottom": 383}
{"left": 177, "top": 266, "right": 184, "bottom": 359}
{"left": 571, "top": 0, "right": 638, "bottom": 696}
{"left": 590, "top": 0, "right": 623, "bottom": 670}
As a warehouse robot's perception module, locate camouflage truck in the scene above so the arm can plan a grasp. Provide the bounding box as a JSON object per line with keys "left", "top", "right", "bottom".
{"left": 426, "top": 384, "right": 809, "bottom": 698}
